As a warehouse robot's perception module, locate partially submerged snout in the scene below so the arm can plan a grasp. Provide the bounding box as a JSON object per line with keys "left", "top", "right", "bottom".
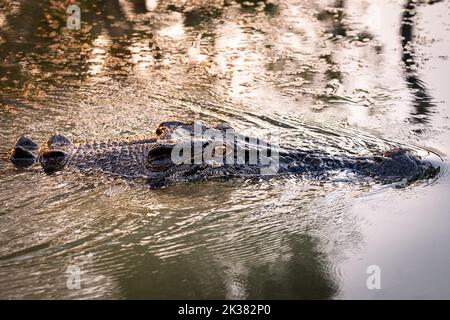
{"left": 8, "top": 136, "right": 39, "bottom": 168}
{"left": 8, "top": 134, "right": 73, "bottom": 173}
{"left": 38, "top": 134, "right": 72, "bottom": 173}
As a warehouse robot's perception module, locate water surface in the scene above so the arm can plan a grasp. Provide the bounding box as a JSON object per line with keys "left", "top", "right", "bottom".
{"left": 1, "top": 0, "right": 450, "bottom": 299}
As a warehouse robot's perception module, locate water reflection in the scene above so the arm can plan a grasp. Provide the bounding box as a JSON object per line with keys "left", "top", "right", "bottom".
{"left": 121, "top": 233, "right": 338, "bottom": 299}
{"left": 400, "top": 0, "right": 442, "bottom": 123}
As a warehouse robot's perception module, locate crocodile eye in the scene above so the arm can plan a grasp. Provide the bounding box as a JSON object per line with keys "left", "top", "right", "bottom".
{"left": 214, "top": 143, "right": 232, "bottom": 157}
{"left": 214, "top": 145, "right": 226, "bottom": 156}
{"left": 155, "top": 126, "right": 166, "bottom": 137}
{"left": 147, "top": 143, "right": 175, "bottom": 171}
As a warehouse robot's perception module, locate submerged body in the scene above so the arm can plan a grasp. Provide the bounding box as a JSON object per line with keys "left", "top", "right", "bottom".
{"left": 8, "top": 121, "right": 439, "bottom": 188}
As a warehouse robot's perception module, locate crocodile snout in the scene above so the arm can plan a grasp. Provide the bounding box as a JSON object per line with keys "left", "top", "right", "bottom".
{"left": 39, "top": 134, "right": 73, "bottom": 174}
{"left": 8, "top": 136, "right": 38, "bottom": 169}
{"left": 39, "top": 149, "right": 70, "bottom": 173}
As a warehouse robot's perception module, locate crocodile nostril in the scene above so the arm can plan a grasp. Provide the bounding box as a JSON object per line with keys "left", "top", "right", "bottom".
{"left": 15, "top": 136, "right": 38, "bottom": 151}
{"left": 40, "top": 150, "right": 69, "bottom": 173}
{"left": 8, "top": 146, "right": 37, "bottom": 168}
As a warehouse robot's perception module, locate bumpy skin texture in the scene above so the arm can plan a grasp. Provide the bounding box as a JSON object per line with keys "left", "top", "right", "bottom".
{"left": 8, "top": 121, "right": 439, "bottom": 188}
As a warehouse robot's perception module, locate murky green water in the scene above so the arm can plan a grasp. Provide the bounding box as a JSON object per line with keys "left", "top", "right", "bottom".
{"left": 1, "top": 0, "right": 450, "bottom": 299}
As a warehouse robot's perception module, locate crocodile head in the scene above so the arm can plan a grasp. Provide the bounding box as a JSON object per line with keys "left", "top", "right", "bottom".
{"left": 7, "top": 121, "right": 278, "bottom": 187}
{"left": 145, "top": 121, "right": 278, "bottom": 187}
{"left": 148, "top": 121, "right": 234, "bottom": 169}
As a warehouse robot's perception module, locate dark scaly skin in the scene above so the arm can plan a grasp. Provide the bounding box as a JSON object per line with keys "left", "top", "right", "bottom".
{"left": 7, "top": 121, "right": 439, "bottom": 188}
{"left": 60, "top": 137, "right": 157, "bottom": 178}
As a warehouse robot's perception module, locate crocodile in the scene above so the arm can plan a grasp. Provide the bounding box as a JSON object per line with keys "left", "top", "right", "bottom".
{"left": 7, "top": 121, "right": 439, "bottom": 188}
